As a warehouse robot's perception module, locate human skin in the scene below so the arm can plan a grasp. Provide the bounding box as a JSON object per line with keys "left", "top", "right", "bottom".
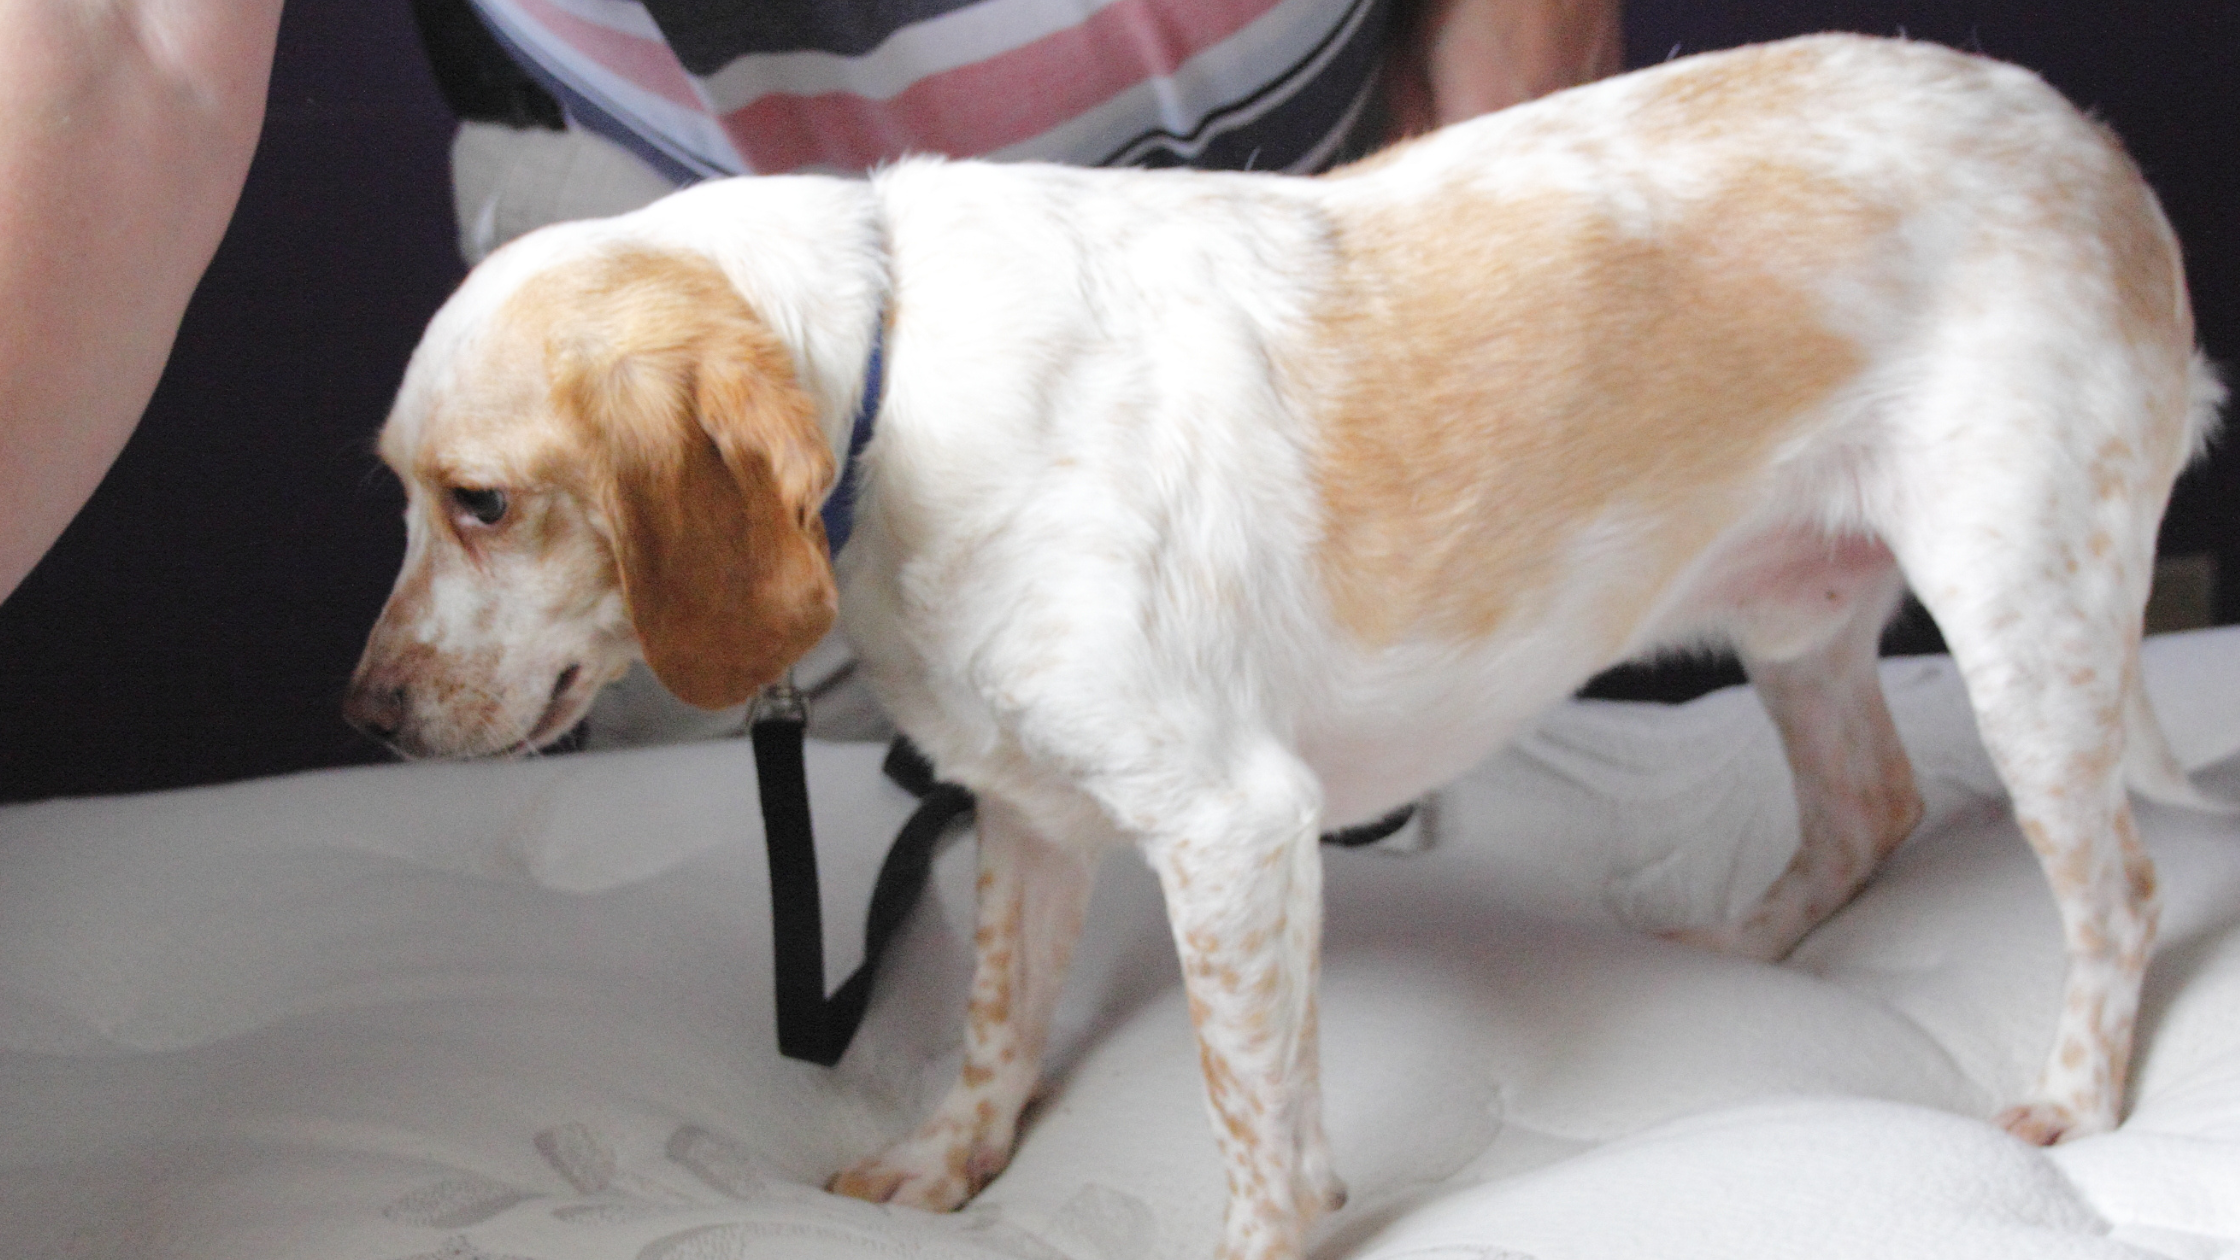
{"left": 1389, "top": 0, "right": 1625, "bottom": 135}
{"left": 0, "top": 0, "right": 283, "bottom": 602}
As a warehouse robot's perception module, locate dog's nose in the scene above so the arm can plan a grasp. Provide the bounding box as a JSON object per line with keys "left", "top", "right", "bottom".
{"left": 342, "top": 678, "right": 408, "bottom": 745}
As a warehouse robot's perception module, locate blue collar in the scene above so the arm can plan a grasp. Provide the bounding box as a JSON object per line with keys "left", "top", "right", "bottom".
{"left": 818, "top": 319, "right": 884, "bottom": 556}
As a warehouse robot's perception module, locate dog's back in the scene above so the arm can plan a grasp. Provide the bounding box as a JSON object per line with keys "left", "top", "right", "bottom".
{"left": 852, "top": 34, "right": 2212, "bottom": 832}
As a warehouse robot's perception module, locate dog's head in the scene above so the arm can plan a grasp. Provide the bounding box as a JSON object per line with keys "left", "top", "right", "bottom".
{"left": 344, "top": 230, "right": 838, "bottom": 758}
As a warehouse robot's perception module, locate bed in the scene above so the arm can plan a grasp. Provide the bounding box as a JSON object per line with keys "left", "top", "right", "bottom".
{"left": 5, "top": 629, "right": 2237, "bottom": 1259}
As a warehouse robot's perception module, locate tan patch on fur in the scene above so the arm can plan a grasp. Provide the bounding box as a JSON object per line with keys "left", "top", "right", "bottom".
{"left": 2002, "top": 121, "right": 2193, "bottom": 457}
{"left": 2091, "top": 146, "right": 2191, "bottom": 382}
{"left": 1308, "top": 165, "right": 1877, "bottom": 647}
{"left": 502, "top": 247, "right": 838, "bottom": 708}
{"left": 2051, "top": 153, "right": 2197, "bottom": 494}
{"left": 1627, "top": 40, "right": 1826, "bottom": 144}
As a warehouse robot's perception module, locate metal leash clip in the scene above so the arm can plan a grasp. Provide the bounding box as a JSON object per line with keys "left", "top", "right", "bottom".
{"left": 750, "top": 672, "right": 808, "bottom": 729}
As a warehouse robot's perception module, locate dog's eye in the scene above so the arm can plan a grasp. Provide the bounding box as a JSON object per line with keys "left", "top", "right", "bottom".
{"left": 450, "top": 487, "right": 509, "bottom": 526}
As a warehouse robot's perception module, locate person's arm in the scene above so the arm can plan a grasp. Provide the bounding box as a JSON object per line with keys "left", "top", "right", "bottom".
{"left": 1386, "top": 0, "right": 1624, "bottom": 137}
{"left": 0, "top": 0, "right": 283, "bottom": 602}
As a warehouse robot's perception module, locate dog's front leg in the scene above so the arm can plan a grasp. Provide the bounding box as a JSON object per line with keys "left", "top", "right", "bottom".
{"left": 1143, "top": 774, "right": 1345, "bottom": 1260}
{"left": 830, "top": 795, "right": 1094, "bottom": 1209}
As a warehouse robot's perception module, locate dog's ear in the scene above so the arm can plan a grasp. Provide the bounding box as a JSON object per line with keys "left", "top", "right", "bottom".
{"left": 557, "top": 256, "right": 838, "bottom": 709}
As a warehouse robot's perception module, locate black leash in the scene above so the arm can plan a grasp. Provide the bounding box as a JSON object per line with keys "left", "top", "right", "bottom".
{"left": 751, "top": 683, "right": 974, "bottom": 1066}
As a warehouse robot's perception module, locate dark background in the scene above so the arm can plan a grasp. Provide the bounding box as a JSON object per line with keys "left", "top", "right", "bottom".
{"left": 1, "top": 3, "right": 2233, "bottom": 803}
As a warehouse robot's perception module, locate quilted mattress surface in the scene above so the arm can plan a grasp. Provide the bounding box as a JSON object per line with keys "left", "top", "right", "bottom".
{"left": 4, "top": 630, "right": 2238, "bottom": 1260}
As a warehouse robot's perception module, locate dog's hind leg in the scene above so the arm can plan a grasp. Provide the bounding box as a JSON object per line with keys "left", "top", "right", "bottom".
{"left": 1878, "top": 366, "right": 2201, "bottom": 1141}
{"left": 830, "top": 794, "right": 1095, "bottom": 1209}
{"left": 1903, "top": 544, "right": 2160, "bottom": 1142}
{"left": 1673, "top": 540, "right": 1921, "bottom": 960}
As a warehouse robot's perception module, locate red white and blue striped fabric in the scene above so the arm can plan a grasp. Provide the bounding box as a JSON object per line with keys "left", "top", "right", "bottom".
{"left": 469, "top": 0, "right": 1394, "bottom": 183}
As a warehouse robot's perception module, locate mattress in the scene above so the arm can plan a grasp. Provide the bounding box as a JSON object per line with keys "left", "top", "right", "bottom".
{"left": 4, "top": 630, "right": 2238, "bottom": 1260}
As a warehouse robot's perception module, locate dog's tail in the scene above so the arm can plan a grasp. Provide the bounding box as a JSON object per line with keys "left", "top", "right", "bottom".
{"left": 2123, "top": 662, "right": 2236, "bottom": 814}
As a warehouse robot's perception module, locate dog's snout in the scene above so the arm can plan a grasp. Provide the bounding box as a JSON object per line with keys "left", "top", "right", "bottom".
{"left": 342, "top": 677, "right": 409, "bottom": 745}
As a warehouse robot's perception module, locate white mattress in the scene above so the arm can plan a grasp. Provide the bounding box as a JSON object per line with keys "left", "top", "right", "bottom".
{"left": 5, "top": 630, "right": 2239, "bottom": 1260}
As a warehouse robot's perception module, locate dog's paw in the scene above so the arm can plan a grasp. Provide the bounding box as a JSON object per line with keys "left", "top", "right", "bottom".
{"left": 1297, "top": 1146, "right": 1348, "bottom": 1220}
{"left": 827, "top": 1130, "right": 1008, "bottom": 1213}
{"left": 1660, "top": 921, "right": 1792, "bottom": 963}
{"left": 1993, "top": 1099, "right": 2113, "bottom": 1146}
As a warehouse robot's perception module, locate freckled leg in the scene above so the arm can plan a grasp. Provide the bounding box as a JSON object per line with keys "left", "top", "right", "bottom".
{"left": 1869, "top": 305, "right": 2210, "bottom": 1141}
{"left": 830, "top": 795, "right": 1094, "bottom": 1209}
{"left": 1143, "top": 779, "right": 1344, "bottom": 1260}
{"left": 1899, "top": 533, "right": 2159, "bottom": 1142}
{"left": 1675, "top": 565, "right": 1922, "bottom": 960}
{"left": 1993, "top": 779, "right": 2157, "bottom": 1143}
{"left": 1930, "top": 614, "right": 2157, "bottom": 1143}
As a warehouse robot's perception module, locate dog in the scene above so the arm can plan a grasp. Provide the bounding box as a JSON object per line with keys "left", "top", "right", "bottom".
{"left": 346, "top": 34, "right": 2223, "bottom": 1260}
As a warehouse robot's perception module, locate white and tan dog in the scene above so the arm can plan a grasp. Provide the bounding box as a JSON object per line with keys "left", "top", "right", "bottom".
{"left": 347, "top": 35, "right": 2222, "bottom": 1260}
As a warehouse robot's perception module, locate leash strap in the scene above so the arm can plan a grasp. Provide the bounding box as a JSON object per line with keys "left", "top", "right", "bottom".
{"left": 752, "top": 684, "right": 974, "bottom": 1066}
{"left": 755, "top": 311, "right": 919, "bottom": 1065}
{"left": 1322, "top": 802, "right": 1417, "bottom": 848}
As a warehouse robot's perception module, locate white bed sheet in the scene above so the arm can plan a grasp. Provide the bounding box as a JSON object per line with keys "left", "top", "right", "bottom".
{"left": 4, "top": 630, "right": 2238, "bottom": 1260}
